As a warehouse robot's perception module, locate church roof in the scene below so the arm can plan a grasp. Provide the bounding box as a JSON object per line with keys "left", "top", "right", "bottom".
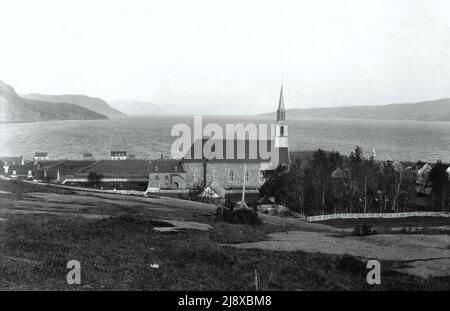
{"left": 182, "top": 139, "right": 288, "bottom": 164}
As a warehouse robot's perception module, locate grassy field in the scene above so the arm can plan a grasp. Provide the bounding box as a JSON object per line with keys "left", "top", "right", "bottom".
{"left": 1, "top": 179, "right": 449, "bottom": 290}
{"left": 318, "top": 217, "right": 450, "bottom": 230}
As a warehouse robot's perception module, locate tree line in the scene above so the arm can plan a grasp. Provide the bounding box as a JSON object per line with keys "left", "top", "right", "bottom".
{"left": 260, "top": 147, "right": 450, "bottom": 216}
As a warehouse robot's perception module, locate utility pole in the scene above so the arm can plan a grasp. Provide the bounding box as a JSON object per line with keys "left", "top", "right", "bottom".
{"left": 241, "top": 162, "right": 248, "bottom": 208}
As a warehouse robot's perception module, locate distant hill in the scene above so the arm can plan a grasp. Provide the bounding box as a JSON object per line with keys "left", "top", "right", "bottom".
{"left": 108, "top": 100, "right": 162, "bottom": 116}
{"left": 0, "top": 81, "right": 108, "bottom": 122}
{"left": 23, "top": 94, "right": 126, "bottom": 118}
{"left": 258, "top": 98, "right": 450, "bottom": 121}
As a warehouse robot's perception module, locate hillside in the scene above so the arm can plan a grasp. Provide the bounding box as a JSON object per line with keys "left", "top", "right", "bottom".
{"left": 258, "top": 98, "right": 450, "bottom": 121}
{"left": 0, "top": 81, "right": 108, "bottom": 122}
{"left": 108, "top": 100, "right": 161, "bottom": 116}
{"left": 23, "top": 94, "right": 126, "bottom": 118}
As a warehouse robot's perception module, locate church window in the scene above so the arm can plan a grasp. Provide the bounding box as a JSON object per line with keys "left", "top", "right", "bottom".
{"left": 228, "top": 169, "right": 234, "bottom": 183}
{"left": 194, "top": 168, "right": 201, "bottom": 182}
{"left": 245, "top": 169, "right": 249, "bottom": 183}
{"left": 213, "top": 170, "right": 219, "bottom": 181}
{"left": 280, "top": 126, "right": 284, "bottom": 136}
{"left": 154, "top": 166, "right": 159, "bottom": 172}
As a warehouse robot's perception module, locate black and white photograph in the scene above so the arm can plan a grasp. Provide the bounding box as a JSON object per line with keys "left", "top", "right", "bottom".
{"left": 0, "top": 0, "right": 450, "bottom": 298}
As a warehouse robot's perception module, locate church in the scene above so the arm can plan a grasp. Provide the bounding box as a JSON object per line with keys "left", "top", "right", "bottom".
{"left": 146, "top": 85, "right": 290, "bottom": 193}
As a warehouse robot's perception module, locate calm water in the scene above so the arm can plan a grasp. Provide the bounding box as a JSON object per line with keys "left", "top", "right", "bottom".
{"left": 1, "top": 116, "right": 449, "bottom": 162}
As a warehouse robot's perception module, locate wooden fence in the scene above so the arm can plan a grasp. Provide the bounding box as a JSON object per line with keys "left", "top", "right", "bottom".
{"left": 306, "top": 211, "right": 450, "bottom": 222}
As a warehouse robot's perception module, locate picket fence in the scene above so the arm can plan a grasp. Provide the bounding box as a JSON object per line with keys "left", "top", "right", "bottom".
{"left": 306, "top": 211, "right": 450, "bottom": 222}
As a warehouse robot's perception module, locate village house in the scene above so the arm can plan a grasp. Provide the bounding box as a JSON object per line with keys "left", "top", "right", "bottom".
{"left": 83, "top": 152, "right": 94, "bottom": 160}
{"left": 34, "top": 152, "right": 49, "bottom": 161}
{"left": 0, "top": 156, "right": 24, "bottom": 175}
{"left": 146, "top": 85, "right": 290, "bottom": 196}
{"left": 7, "top": 162, "right": 41, "bottom": 180}
{"left": 110, "top": 151, "right": 128, "bottom": 160}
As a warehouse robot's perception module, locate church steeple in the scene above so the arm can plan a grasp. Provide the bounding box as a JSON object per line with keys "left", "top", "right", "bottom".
{"left": 277, "top": 84, "right": 285, "bottom": 122}
{"left": 274, "top": 82, "right": 290, "bottom": 167}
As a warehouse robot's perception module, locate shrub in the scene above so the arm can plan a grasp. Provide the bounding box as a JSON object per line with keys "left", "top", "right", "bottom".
{"left": 215, "top": 206, "right": 234, "bottom": 223}
{"left": 215, "top": 201, "right": 261, "bottom": 225}
{"left": 188, "top": 184, "right": 204, "bottom": 201}
{"left": 232, "top": 208, "right": 262, "bottom": 225}
{"left": 353, "top": 223, "right": 373, "bottom": 236}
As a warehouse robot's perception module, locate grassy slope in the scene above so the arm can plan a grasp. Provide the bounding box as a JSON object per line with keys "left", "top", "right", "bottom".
{"left": 1, "top": 180, "right": 449, "bottom": 290}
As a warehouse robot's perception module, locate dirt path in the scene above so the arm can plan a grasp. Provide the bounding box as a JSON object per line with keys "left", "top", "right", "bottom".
{"left": 153, "top": 219, "right": 213, "bottom": 232}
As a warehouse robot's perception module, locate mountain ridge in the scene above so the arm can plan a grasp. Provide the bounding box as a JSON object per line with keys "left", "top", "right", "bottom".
{"left": 22, "top": 94, "right": 126, "bottom": 118}
{"left": 258, "top": 98, "right": 450, "bottom": 121}
{"left": 0, "top": 81, "right": 108, "bottom": 122}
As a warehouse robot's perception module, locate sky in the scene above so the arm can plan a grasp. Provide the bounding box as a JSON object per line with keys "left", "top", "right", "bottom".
{"left": 1, "top": 0, "right": 450, "bottom": 115}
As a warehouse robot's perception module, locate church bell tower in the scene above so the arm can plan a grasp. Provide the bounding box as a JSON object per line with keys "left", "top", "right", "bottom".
{"left": 275, "top": 83, "right": 288, "bottom": 148}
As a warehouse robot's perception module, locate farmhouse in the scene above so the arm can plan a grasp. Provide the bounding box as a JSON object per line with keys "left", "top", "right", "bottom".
{"left": 146, "top": 85, "right": 290, "bottom": 194}
{"left": 7, "top": 163, "right": 37, "bottom": 180}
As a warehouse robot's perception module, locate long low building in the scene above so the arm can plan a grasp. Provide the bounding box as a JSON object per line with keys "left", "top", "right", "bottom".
{"left": 2, "top": 159, "right": 150, "bottom": 191}
{"left": 58, "top": 159, "right": 151, "bottom": 190}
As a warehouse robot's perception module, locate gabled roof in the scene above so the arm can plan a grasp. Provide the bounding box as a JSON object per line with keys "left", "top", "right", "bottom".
{"left": 149, "top": 159, "right": 185, "bottom": 174}
{"left": 201, "top": 181, "right": 226, "bottom": 198}
{"left": 257, "top": 196, "right": 275, "bottom": 205}
{"left": 418, "top": 163, "right": 433, "bottom": 175}
{"left": 8, "top": 163, "right": 38, "bottom": 175}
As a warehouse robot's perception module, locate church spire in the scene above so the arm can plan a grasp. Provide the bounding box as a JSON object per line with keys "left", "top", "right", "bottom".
{"left": 277, "top": 82, "right": 285, "bottom": 122}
